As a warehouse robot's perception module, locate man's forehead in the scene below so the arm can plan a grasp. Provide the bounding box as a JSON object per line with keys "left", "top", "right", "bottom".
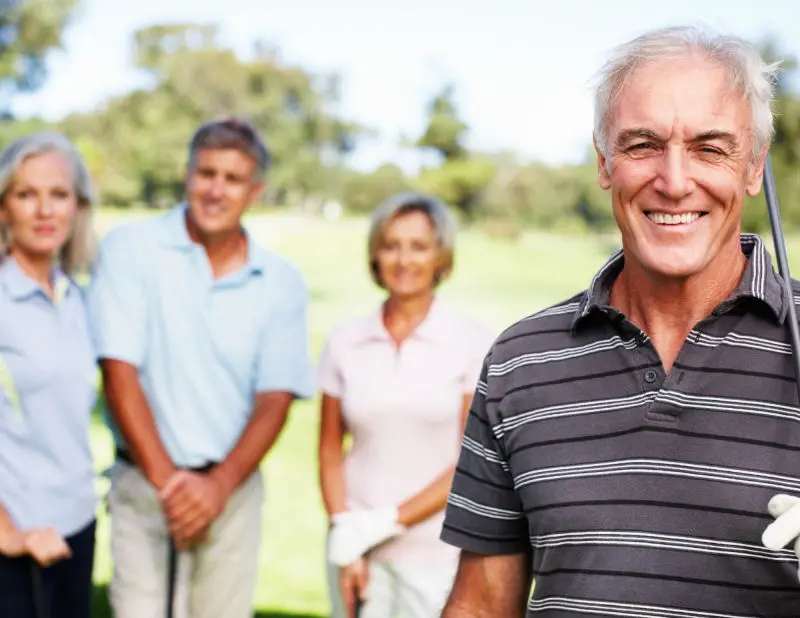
{"left": 609, "top": 56, "right": 751, "bottom": 140}
{"left": 193, "top": 147, "right": 256, "bottom": 170}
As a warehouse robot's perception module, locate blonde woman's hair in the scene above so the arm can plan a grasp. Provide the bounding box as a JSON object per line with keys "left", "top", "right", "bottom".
{"left": 0, "top": 131, "right": 97, "bottom": 275}
{"left": 367, "top": 191, "right": 457, "bottom": 289}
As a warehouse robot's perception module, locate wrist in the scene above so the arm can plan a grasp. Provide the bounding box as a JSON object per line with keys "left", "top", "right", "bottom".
{"left": 148, "top": 465, "right": 178, "bottom": 491}
{"left": 394, "top": 504, "right": 410, "bottom": 527}
{"left": 209, "top": 464, "right": 237, "bottom": 500}
{"left": 0, "top": 523, "right": 23, "bottom": 556}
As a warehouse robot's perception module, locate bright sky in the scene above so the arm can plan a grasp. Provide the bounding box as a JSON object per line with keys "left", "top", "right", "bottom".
{"left": 11, "top": 0, "right": 800, "bottom": 172}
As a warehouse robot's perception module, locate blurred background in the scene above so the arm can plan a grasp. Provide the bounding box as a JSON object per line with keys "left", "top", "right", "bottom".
{"left": 2, "top": 0, "right": 800, "bottom": 615}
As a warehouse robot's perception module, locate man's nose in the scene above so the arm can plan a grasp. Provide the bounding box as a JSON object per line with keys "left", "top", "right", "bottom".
{"left": 654, "top": 147, "right": 694, "bottom": 201}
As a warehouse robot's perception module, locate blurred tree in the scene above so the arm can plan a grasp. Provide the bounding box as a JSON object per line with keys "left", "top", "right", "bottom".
{"left": 58, "top": 23, "right": 364, "bottom": 208}
{"left": 742, "top": 37, "right": 800, "bottom": 233}
{"left": 0, "top": 0, "right": 81, "bottom": 113}
{"left": 415, "top": 85, "right": 495, "bottom": 219}
{"left": 338, "top": 163, "right": 412, "bottom": 214}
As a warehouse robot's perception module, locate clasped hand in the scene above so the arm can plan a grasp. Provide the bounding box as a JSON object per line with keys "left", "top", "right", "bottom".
{"left": 159, "top": 470, "right": 229, "bottom": 551}
{"left": 0, "top": 526, "right": 71, "bottom": 566}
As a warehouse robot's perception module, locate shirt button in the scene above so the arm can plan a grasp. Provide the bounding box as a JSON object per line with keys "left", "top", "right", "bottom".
{"left": 644, "top": 370, "right": 658, "bottom": 384}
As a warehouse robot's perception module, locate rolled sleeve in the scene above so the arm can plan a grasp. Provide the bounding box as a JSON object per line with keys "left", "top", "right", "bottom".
{"left": 255, "top": 266, "right": 315, "bottom": 399}
{"left": 441, "top": 357, "right": 529, "bottom": 555}
{"left": 86, "top": 229, "right": 147, "bottom": 367}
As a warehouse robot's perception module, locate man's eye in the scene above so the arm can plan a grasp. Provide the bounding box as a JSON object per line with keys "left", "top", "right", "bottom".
{"left": 629, "top": 143, "right": 654, "bottom": 151}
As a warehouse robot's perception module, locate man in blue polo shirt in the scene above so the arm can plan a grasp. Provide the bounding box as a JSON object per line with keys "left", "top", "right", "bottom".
{"left": 87, "top": 116, "right": 314, "bottom": 618}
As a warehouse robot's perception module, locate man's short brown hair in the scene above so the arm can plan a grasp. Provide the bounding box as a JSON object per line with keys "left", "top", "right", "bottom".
{"left": 188, "top": 116, "right": 272, "bottom": 180}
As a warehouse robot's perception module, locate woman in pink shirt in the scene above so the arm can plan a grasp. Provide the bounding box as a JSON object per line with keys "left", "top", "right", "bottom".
{"left": 317, "top": 192, "right": 496, "bottom": 618}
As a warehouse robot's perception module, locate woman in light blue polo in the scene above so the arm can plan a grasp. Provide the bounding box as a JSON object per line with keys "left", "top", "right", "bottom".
{"left": 0, "top": 131, "right": 99, "bottom": 618}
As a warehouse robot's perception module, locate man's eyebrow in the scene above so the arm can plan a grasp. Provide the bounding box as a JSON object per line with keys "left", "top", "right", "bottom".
{"left": 614, "top": 128, "right": 664, "bottom": 147}
{"left": 691, "top": 130, "right": 739, "bottom": 147}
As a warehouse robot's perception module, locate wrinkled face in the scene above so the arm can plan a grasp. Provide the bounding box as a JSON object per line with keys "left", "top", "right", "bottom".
{"left": 376, "top": 210, "right": 441, "bottom": 298}
{"left": 185, "top": 148, "right": 264, "bottom": 238}
{"left": 596, "top": 55, "right": 767, "bottom": 280}
{"left": 1, "top": 150, "right": 78, "bottom": 262}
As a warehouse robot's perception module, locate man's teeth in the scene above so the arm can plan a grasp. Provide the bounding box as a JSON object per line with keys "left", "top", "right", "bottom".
{"left": 647, "top": 212, "right": 701, "bottom": 225}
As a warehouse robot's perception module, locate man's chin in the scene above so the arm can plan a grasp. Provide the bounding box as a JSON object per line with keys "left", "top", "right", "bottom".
{"left": 636, "top": 247, "right": 709, "bottom": 281}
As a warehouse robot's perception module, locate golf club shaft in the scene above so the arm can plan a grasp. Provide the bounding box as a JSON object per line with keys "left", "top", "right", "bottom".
{"left": 167, "top": 539, "right": 177, "bottom": 618}
{"left": 763, "top": 154, "right": 800, "bottom": 403}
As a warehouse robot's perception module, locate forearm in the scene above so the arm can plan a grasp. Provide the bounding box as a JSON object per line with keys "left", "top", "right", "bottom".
{"left": 211, "top": 392, "right": 294, "bottom": 497}
{"left": 397, "top": 464, "right": 456, "bottom": 527}
{"left": 319, "top": 452, "right": 347, "bottom": 519}
{"left": 101, "top": 360, "right": 174, "bottom": 489}
{"left": 442, "top": 551, "right": 532, "bottom": 618}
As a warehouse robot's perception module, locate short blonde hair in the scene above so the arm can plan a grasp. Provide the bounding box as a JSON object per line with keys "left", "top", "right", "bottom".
{"left": 0, "top": 131, "right": 97, "bottom": 275}
{"left": 367, "top": 191, "right": 457, "bottom": 289}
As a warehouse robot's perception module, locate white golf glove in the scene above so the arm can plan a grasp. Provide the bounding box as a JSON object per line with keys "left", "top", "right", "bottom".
{"left": 761, "top": 493, "right": 800, "bottom": 580}
{"left": 327, "top": 506, "right": 406, "bottom": 567}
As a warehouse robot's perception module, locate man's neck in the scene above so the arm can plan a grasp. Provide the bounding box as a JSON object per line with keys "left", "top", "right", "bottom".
{"left": 609, "top": 237, "right": 747, "bottom": 371}
{"left": 184, "top": 215, "right": 248, "bottom": 279}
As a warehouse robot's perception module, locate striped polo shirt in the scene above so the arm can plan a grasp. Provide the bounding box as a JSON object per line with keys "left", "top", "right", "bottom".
{"left": 441, "top": 233, "right": 800, "bottom": 617}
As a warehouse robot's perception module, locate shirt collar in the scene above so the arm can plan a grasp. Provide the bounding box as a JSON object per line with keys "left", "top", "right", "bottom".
{"left": 0, "top": 255, "right": 74, "bottom": 306}
{"left": 159, "top": 202, "right": 266, "bottom": 276}
{"left": 571, "top": 233, "right": 788, "bottom": 332}
{"left": 358, "top": 297, "right": 451, "bottom": 343}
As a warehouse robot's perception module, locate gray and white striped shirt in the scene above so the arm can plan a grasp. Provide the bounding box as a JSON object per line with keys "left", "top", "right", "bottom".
{"left": 441, "top": 234, "right": 800, "bottom": 617}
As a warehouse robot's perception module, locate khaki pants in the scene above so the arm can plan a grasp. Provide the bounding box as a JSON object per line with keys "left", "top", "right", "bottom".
{"left": 107, "top": 461, "right": 263, "bottom": 618}
{"left": 326, "top": 559, "right": 456, "bottom": 618}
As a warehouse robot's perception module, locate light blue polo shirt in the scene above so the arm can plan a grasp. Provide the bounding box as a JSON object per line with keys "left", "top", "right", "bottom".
{"left": 0, "top": 257, "right": 98, "bottom": 537}
{"left": 86, "top": 204, "right": 315, "bottom": 468}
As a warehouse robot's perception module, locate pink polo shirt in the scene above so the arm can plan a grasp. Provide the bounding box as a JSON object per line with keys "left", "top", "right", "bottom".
{"left": 318, "top": 299, "right": 496, "bottom": 568}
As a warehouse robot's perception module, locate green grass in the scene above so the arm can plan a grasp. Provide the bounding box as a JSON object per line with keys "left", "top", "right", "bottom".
{"left": 87, "top": 209, "right": 800, "bottom": 616}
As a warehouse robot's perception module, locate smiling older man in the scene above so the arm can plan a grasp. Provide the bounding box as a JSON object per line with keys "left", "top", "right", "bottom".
{"left": 439, "top": 25, "right": 800, "bottom": 617}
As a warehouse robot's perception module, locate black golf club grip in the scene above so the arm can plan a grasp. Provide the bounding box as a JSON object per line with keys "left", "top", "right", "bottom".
{"left": 29, "top": 559, "right": 48, "bottom": 618}
{"left": 167, "top": 539, "right": 178, "bottom": 618}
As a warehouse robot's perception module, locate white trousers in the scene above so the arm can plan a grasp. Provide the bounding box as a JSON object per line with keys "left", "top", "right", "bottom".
{"left": 326, "top": 559, "right": 456, "bottom": 618}
{"left": 107, "top": 461, "right": 264, "bottom": 618}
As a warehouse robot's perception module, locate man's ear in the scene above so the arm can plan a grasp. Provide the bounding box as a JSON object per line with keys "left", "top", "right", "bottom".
{"left": 594, "top": 136, "right": 612, "bottom": 190}
{"left": 248, "top": 180, "right": 266, "bottom": 205}
{"left": 746, "top": 145, "right": 769, "bottom": 197}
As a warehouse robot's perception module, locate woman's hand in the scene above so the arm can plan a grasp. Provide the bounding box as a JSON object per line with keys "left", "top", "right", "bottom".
{"left": 339, "top": 557, "right": 369, "bottom": 618}
{"left": 0, "top": 526, "right": 72, "bottom": 566}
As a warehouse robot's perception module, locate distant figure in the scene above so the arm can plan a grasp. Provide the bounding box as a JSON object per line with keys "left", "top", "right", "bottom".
{"left": 319, "top": 192, "right": 496, "bottom": 618}
{"left": 87, "top": 117, "right": 315, "bottom": 618}
{"left": 440, "top": 25, "right": 800, "bottom": 617}
{"left": 0, "top": 132, "right": 98, "bottom": 618}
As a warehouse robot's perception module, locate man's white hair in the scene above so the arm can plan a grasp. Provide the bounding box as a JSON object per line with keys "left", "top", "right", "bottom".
{"left": 592, "top": 25, "right": 782, "bottom": 164}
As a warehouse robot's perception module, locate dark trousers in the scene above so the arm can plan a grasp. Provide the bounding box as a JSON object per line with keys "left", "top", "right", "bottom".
{"left": 0, "top": 519, "right": 96, "bottom": 618}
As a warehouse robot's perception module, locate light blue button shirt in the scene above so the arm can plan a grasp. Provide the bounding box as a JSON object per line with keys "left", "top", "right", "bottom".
{"left": 0, "top": 257, "right": 98, "bottom": 537}
{"left": 86, "top": 204, "right": 315, "bottom": 468}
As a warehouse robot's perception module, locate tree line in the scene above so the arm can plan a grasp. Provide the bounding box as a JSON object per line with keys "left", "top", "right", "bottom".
{"left": 2, "top": 1, "right": 800, "bottom": 236}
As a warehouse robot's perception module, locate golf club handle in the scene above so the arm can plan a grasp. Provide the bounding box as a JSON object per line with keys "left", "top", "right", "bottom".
{"left": 763, "top": 155, "right": 800, "bottom": 403}
{"left": 29, "top": 559, "right": 47, "bottom": 618}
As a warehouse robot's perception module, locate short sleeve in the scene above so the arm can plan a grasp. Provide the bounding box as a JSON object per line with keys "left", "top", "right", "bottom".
{"left": 254, "top": 265, "right": 315, "bottom": 399}
{"left": 316, "top": 335, "right": 343, "bottom": 398}
{"left": 85, "top": 228, "right": 147, "bottom": 367}
{"left": 460, "top": 324, "right": 497, "bottom": 395}
{"left": 441, "top": 355, "right": 530, "bottom": 555}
